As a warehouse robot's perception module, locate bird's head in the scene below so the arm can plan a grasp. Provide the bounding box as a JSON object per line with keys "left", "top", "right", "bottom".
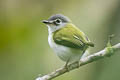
{"left": 42, "top": 14, "right": 71, "bottom": 32}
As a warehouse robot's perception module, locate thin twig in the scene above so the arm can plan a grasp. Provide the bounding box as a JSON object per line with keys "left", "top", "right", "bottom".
{"left": 36, "top": 43, "right": 120, "bottom": 80}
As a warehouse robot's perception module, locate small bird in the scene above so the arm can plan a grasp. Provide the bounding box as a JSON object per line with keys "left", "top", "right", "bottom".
{"left": 42, "top": 14, "right": 94, "bottom": 66}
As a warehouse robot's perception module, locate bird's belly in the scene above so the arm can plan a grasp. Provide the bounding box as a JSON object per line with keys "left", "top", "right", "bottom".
{"left": 48, "top": 34, "right": 83, "bottom": 62}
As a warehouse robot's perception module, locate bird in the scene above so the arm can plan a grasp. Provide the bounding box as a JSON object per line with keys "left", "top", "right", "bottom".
{"left": 42, "top": 14, "right": 94, "bottom": 67}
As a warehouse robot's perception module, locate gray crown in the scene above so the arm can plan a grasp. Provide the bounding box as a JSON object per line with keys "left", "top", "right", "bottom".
{"left": 48, "top": 14, "right": 71, "bottom": 23}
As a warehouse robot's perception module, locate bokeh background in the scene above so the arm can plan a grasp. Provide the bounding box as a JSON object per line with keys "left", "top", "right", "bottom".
{"left": 0, "top": 0, "right": 120, "bottom": 80}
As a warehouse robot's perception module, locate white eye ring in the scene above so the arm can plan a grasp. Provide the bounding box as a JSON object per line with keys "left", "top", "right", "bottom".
{"left": 55, "top": 19, "right": 61, "bottom": 24}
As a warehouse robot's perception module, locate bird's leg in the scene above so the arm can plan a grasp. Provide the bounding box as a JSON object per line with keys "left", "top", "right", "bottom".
{"left": 64, "top": 58, "right": 70, "bottom": 72}
{"left": 76, "top": 60, "right": 81, "bottom": 68}
{"left": 76, "top": 56, "right": 82, "bottom": 68}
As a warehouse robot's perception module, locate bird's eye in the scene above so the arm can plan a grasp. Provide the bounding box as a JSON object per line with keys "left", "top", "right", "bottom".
{"left": 55, "top": 19, "right": 61, "bottom": 24}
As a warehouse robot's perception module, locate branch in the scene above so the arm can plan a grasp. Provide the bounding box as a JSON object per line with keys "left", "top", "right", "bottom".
{"left": 35, "top": 43, "right": 120, "bottom": 80}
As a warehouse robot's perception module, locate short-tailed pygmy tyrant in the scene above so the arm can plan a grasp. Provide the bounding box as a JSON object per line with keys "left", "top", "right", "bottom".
{"left": 42, "top": 14, "right": 94, "bottom": 68}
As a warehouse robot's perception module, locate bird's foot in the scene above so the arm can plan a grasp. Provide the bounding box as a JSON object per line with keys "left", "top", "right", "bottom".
{"left": 64, "top": 59, "right": 70, "bottom": 72}
{"left": 73, "top": 61, "right": 80, "bottom": 68}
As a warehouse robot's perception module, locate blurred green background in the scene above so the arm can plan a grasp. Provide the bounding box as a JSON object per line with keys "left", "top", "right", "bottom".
{"left": 0, "top": 0, "right": 120, "bottom": 80}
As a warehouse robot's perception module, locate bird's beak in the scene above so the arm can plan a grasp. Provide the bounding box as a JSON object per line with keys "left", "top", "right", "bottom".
{"left": 42, "top": 20, "right": 52, "bottom": 24}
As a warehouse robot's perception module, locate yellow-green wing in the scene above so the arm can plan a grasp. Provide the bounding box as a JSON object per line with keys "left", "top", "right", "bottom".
{"left": 53, "top": 23, "right": 94, "bottom": 49}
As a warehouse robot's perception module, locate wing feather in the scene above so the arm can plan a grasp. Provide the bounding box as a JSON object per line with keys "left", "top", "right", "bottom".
{"left": 53, "top": 23, "right": 94, "bottom": 49}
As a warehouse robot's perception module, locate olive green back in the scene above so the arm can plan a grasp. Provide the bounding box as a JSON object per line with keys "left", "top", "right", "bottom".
{"left": 53, "top": 23, "right": 94, "bottom": 50}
